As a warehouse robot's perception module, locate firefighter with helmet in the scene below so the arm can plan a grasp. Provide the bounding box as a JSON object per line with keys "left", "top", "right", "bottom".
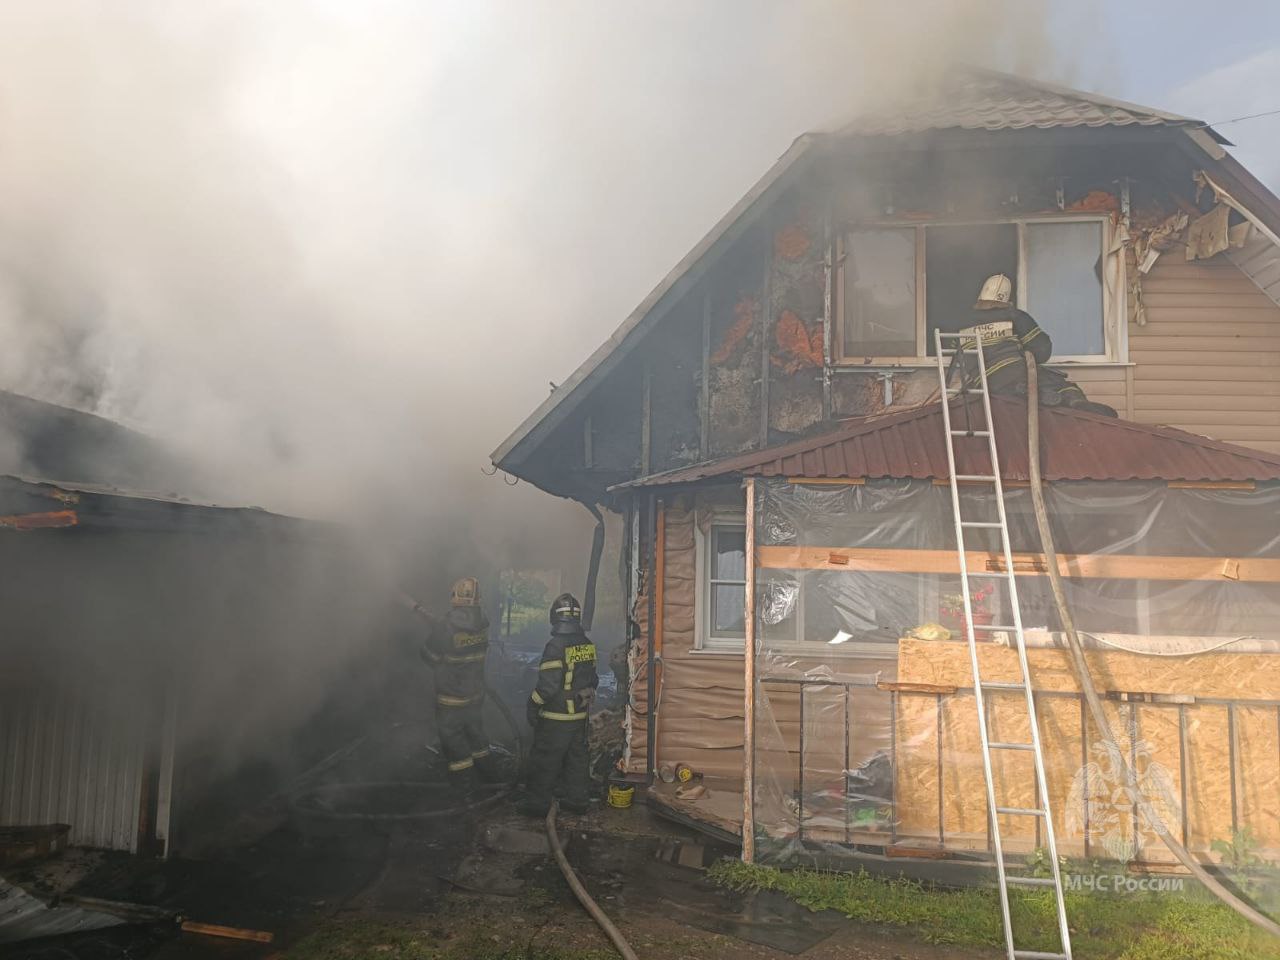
{"left": 518, "top": 593, "right": 599, "bottom": 817}
{"left": 419, "top": 577, "right": 500, "bottom": 797}
{"left": 950, "top": 274, "right": 1116, "bottom": 417}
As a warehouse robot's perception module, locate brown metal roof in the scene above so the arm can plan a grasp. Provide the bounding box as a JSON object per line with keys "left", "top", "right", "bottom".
{"left": 830, "top": 68, "right": 1224, "bottom": 141}
{"left": 613, "top": 398, "right": 1280, "bottom": 489}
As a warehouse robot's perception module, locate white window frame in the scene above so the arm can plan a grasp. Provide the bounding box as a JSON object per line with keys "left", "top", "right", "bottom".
{"left": 836, "top": 215, "right": 1123, "bottom": 366}
{"left": 694, "top": 517, "right": 749, "bottom": 653}
{"left": 694, "top": 512, "right": 897, "bottom": 660}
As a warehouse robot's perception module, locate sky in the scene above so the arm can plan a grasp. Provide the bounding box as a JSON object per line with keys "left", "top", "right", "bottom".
{"left": 0, "top": 0, "right": 1275, "bottom": 559}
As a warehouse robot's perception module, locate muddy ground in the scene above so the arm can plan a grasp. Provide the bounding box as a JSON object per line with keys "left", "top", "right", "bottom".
{"left": 2, "top": 800, "right": 990, "bottom": 960}
{"left": 1, "top": 711, "right": 985, "bottom": 960}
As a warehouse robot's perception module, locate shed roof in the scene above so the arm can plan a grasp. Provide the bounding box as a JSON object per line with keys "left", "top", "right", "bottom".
{"left": 613, "top": 398, "right": 1280, "bottom": 489}
{"left": 0, "top": 474, "right": 315, "bottom": 536}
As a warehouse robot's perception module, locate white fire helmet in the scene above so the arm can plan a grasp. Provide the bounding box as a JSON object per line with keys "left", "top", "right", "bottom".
{"left": 974, "top": 273, "right": 1013, "bottom": 309}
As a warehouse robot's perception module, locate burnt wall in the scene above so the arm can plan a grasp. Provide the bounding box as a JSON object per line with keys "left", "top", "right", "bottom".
{"left": 523, "top": 134, "right": 1219, "bottom": 504}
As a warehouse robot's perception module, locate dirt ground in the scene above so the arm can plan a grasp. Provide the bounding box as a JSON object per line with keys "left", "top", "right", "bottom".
{"left": 2, "top": 799, "right": 990, "bottom": 960}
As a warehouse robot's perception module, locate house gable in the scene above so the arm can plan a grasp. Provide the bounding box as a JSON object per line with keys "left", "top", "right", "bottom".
{"left": 494, "top": 70, "right": 1280, "bottom": 500}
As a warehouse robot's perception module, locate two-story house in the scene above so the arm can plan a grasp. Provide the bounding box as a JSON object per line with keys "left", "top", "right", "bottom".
{"left": 491, "top": 70, "right": 1280, "bottom": 869}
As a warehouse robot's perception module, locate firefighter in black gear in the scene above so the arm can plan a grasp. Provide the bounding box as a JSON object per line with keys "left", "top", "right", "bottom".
{"left": 947, "top": 274, "right": 1117, "bottom": 417}
{"left": 518, "top": 593, "right": 599, "bottom": 817}
{"left": 419, "top": 577, "right": 499, "bottom": 797}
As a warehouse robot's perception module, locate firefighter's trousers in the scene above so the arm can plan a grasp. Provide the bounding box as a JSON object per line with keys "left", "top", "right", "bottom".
{"left": 523, "top": 716, "right": 589, "bottom": 814}
{"left": 437, "top": 696, "right": 497, "bottom": 790}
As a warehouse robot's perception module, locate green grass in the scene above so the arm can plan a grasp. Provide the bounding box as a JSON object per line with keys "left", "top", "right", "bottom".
{"left": 282, "top": 918, "right": 616, "bottom": 960}
{"left": 708, "top": 860, "right": 1280, "bottom": 960}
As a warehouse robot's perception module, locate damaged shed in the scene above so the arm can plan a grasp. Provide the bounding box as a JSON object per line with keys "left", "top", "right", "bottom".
{"left": 0, "top": 396, "right": 372, "bottom": 859}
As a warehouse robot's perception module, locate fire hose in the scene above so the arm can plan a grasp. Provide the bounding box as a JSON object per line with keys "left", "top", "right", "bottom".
{"left": 1023, "top": 354, "right": 1280, "bottom": 938}
{"left": 545, "top": 801, "right": 640, "bottom": 960}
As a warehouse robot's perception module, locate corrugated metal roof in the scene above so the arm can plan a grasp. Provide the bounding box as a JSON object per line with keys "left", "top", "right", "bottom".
{"left": 831, "top": 68, "right": 1220, "bottom": 140}
{"left": 0, "top": 878, "right": 122, "bottom": 945}
{"left": 614, "top": 398, "right": 1280, "bottom": 489}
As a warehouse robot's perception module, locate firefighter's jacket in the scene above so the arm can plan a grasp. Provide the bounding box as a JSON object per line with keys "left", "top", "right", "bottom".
{"left": 953, "top": 306, "right": 1052, "bottom": 390}
{"left": 529, "top": 625, "right": 598, "bottom": 721}
{"left": 420, "top": 606, "right": 490, "bottom": 707}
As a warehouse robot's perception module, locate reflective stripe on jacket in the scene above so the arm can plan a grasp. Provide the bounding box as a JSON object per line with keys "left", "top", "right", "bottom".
{"left": 421, "top": 606, "right": 490, "bottom": 702}
{"left": 530, "top": 625, "right": 598, "bottom": 721}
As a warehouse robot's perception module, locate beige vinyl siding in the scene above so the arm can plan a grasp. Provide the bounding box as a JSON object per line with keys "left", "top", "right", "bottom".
{"left": 1053, "top": 365, "right": 1128, "bottom": 417}
{"left": 626, "top": 498, "right": 745, "bottom": 780}
{"left": 1130, "top": 255, "right": 1280, "bottom": 454}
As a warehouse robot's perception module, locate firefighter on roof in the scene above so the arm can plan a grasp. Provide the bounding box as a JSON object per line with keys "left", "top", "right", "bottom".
{"left": 949, "top": 274, "right": 1117, "bottom": 417}
{"left": 419, "top": 577, "right": 500, "bottom": 798}
{"left": 518, "top": 592, "right": 599, "bottom": 817}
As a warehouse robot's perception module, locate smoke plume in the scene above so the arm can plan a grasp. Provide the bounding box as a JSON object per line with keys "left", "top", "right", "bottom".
{"left": 0, "top": 0, "right": 1080, "bottom": 531}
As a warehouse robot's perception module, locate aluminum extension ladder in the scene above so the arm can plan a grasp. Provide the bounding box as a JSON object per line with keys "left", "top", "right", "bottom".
{"left": 933, "top": 329, "right": 1073, "bottom": 960}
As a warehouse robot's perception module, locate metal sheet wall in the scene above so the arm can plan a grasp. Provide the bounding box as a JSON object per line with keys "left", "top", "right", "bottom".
{"left": 0, "top": 690, "right": 146, "bottom": 852}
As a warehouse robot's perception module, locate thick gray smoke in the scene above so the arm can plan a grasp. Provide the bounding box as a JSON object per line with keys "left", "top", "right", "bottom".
{"left": 0, "top": 2, "right": 1094, "bottom": 823}
{"left": 0, "top": 0, "right": 1077, "bottom": 530}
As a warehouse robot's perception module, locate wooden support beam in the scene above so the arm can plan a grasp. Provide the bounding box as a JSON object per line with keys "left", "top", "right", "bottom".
{"left": 756, "top": 545, "right": 1280, "bottom": 583}
{"left": 742, "top": 477, "right": 757, "bottom": 863}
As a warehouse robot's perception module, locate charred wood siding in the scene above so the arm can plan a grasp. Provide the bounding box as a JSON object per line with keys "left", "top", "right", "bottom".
{"left": 646, "top": 301, "right": 702, "bottom": 474}
{"left": 766, "top": 210, "right": 827, "bottom": 442}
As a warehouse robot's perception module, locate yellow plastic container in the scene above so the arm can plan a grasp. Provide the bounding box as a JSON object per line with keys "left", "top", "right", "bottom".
{"left": 607, "top": 783, "right": 635, "bottom": 809}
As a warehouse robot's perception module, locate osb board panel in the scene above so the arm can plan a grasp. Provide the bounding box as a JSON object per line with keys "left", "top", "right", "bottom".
{"left": 893, "top": 641, "right": 1280, "bottom": 857}
{"left": 897, "top": 639, "right": 1280, "bottom": 701}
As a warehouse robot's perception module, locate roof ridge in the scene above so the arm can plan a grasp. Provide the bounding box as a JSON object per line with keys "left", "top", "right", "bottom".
{"left": 959, "top": 66, "right": 1200, "bottom": 125}
{"left": 823, "top": 64, "right": 1219, "bottom": 141}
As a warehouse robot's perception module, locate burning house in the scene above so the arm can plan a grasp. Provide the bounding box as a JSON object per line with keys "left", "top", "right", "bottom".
{"left": 492, "top": 70, "right": 1280, "bottom": 875}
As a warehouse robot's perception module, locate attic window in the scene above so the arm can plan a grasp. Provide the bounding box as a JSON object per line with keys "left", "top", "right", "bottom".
{"left": 843, "top": 228, "right": 917, "bottom": 356}
{"left": 837, "top": 217, "right": 1114, "bottom": 363}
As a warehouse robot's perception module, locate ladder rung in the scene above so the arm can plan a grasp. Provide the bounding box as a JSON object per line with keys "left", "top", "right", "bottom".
{"left": 972, "top": 623, "right": 1017, "bottom": 632}
{"left": 950, "top": 429, "right": 991, "bottom": 437}
{"left": 996, "top": 806, "right": 1046, "bottom": 817}
{"left": 955, "top": 474, "right": 997, "bottom": 482}
{"left": 966, "top": 571, "right": 1008, "bottom": 579}
{"left": 981, "top": 681, "right": 1025, "bottom": 691}
{"left": 1013, "top": 952, "right": 1068, "bottom": 960}
{"left": 961, "top": 521, "right": 1002, "bottom": 528}
{"left": 1006, "top": 876, "right": 1057, "bottom": 887}
{"left": 990, "top": 741, "right": 1035, "bottom": 751}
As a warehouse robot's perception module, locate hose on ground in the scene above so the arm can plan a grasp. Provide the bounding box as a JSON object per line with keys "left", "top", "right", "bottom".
{"left": 1024, "top": 354, "right": 1280, "bottom": 939}
{"left": 545, "top": 801, "right": 640, "bottom": 960}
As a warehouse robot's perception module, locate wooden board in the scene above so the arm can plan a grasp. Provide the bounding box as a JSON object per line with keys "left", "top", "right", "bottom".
{"left": 756, "top": 546, "right": 1280, "bottom": 583}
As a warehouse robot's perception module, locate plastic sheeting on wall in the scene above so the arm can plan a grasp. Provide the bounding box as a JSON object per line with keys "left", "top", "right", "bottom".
{"left": 749, "top": 476, "right": 1280, "bottom": 912}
